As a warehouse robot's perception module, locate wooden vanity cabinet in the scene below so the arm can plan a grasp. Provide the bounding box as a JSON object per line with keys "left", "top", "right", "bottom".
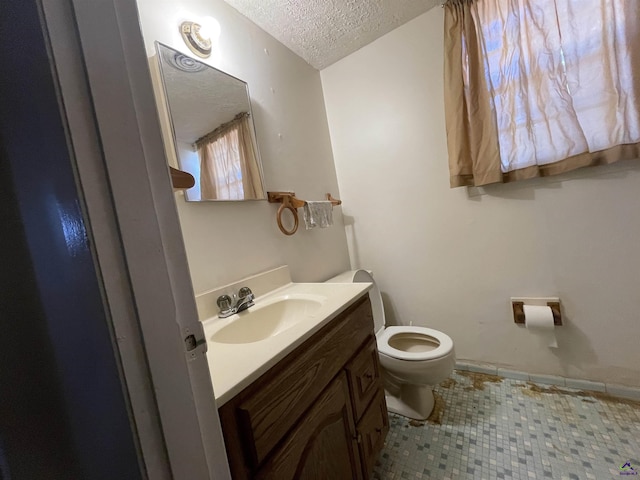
{"left": 218, "top": 294, "right": 389, "bottom": 479}
{"left": 256, "top": 373, "right": 361, "bottom": 480}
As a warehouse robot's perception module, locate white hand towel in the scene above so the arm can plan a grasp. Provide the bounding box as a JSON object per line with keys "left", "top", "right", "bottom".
{"left": 303, "top": 201, "right": 333, "bottom": 230}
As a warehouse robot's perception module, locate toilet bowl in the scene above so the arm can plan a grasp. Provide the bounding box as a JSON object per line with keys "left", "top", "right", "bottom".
{"left": 327, "top": 270, "right": 455, "bottom": 420}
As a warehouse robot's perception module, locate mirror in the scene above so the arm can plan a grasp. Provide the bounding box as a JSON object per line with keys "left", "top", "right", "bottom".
{"left": 156, "top": 42, "right": 266, "bottom": 201}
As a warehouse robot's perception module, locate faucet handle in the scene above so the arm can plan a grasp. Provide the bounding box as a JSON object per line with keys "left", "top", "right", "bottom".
{"left": 217, "top": 294, "right": 233, "bottom": 317}
{"left": 238, "top": 287, "right": 253, "bottom": 299}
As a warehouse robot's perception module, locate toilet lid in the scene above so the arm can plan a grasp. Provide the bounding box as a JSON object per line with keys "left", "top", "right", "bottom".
{"left": 377, "top": 326, "right": 454, "bottom": 361}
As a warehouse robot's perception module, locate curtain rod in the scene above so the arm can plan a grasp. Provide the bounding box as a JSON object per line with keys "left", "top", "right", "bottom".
{"left": 193, "top": 111, "right": 250, "bottom": 148}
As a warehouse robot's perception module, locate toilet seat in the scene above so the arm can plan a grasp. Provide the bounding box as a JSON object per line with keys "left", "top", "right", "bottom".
{"left": 377, "top": 326, "right": 454, "bottom": 361}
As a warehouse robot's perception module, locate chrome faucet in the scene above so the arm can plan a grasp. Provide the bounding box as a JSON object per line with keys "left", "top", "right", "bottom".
{"left": 217, "top": 287, "right": 255, "bottom": 318}
{"left": 234, "top": 287, "right": 255, "bottom": 313}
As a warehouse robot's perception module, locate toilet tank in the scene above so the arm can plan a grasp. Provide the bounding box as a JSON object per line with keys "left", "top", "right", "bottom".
{"left": 325, "top": 270, "right": 386, "bottom": 335}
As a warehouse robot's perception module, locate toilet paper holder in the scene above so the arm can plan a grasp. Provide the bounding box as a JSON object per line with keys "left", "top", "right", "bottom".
{"left": 512, "top": 301, "right": 562, "bottom": 326}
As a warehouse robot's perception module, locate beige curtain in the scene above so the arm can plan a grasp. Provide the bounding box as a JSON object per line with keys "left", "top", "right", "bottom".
{"left": 197, "top": 112, "right": 265, "bottom": 200}
{"left": 236, "top": 115, "right": 265, "bottom": 199}
{"left": 444, "top": 0, "right": 640, "bottom": 187}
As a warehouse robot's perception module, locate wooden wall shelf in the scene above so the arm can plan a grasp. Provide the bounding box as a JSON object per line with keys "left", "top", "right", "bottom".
{"left": 170, "top": 166, "right": 195, "bottom": 190}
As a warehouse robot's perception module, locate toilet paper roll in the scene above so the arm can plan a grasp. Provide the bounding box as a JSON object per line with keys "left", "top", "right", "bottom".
{"left": 523, "top": 305, "right": 558, "bottom": 348}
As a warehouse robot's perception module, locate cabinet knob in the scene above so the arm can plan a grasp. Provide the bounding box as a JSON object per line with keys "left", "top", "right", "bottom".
{"left": 354, "top": 433, "right": 362, "bottom": 444}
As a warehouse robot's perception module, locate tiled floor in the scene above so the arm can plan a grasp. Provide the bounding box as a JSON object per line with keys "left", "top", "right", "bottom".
{"left": 374, "top": 370, "right": 640, "bottom": 480}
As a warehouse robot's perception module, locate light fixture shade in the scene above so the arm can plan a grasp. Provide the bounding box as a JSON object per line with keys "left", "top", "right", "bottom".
{"left": 179, "top": 21, "right": 212, "bottom": 58}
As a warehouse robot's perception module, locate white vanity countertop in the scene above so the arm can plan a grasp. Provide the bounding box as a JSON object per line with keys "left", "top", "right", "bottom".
{"left": 201, "top": 282, "right": 371, "bottom": 406}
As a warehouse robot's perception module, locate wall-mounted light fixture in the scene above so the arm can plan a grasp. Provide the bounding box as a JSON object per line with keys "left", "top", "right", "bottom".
{"left": 179, "top": 21, "right": 212, "bottom": 58}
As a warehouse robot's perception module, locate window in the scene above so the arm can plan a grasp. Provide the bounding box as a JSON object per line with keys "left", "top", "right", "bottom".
{"left": 200, "top": 125, "right": 245, "bottom": 200}
{"left": 444, "top": 0, "right": 640, "bottom": 187}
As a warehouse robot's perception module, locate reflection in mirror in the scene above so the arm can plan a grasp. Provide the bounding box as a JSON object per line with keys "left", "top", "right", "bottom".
{"left": 156, "top": 42, "right": 266, "bottom": 201}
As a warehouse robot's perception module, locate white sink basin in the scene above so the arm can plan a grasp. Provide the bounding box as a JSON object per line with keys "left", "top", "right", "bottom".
{"left": 210, "top": 294, "right": 326, "bottom": 344}
{"left": 200, "top": 277, "right": 373, "bottom": 405}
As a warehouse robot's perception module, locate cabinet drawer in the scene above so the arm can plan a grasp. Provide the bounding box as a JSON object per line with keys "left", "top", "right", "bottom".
{"left": 357, "top": 388, "right": 389, "bottom": 479}
{"left": 228, "top": 296, "right": 374, "bottom": 469}
{"left": 256, "top": 372, "right": 362, "bottom": 480}
{"left": 345, "top": 337, "right": 381, "bottom": 421}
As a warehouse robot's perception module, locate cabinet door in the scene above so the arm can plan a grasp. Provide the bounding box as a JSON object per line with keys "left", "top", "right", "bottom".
{"left": 257, "top": 372, "right": 362, "bottom": 480}
{"left": 357, "top": 388, "right": 389, "bottom": 479}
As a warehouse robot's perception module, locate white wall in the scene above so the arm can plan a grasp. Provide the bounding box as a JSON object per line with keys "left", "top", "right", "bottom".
{"left": 136, "top": 0, "right": 350, "bottom": 293}
{"left": 321, "top": 8, "right": 640, "bottom": 386}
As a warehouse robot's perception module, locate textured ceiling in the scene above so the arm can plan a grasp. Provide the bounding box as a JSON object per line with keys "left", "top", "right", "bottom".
{"left": 222, "top": 0, "right": 441, "bottom": 70}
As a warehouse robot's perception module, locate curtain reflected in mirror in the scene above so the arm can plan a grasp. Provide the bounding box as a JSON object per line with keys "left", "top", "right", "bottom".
{"left": 198, "top": 112, "right": 264, "bottom": 200}
{"left": 155, "top": 42, "right": 267, "bottom": 201}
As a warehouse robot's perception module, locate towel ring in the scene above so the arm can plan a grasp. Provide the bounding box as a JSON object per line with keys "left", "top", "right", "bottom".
{"left": 267, "top": 191, "right": 341, "bottom": 236}
{"left": 276, "top": 203, "right": 299, "bottom": 235}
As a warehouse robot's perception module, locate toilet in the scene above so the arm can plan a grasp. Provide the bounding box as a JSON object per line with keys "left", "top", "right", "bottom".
{"left": 327, "top": 270, "right": 455, "bottom": 420}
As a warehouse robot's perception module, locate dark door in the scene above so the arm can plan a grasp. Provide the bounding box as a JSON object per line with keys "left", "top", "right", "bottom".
{"left": 0, "top": 1, "right": 143, "bottom": 478}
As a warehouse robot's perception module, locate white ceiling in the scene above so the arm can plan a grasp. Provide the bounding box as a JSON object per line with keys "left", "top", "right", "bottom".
{"left": 222, "top": 0, "right": 441, "bottom": 70}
